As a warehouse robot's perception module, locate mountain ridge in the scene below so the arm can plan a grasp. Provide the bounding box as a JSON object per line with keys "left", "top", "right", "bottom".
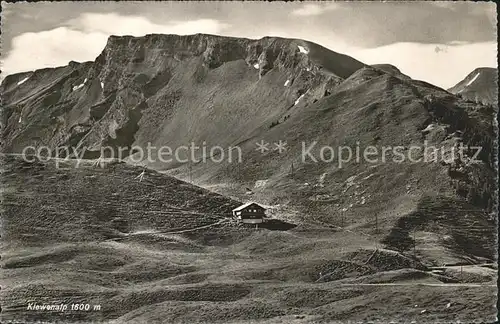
{"left": 1, "top": 33, "right": 368, "bottom": 161}
{"left": 0, "top": 34, "right": 496, "bottom": 258}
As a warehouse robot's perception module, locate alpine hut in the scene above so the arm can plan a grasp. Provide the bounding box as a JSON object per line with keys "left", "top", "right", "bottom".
{"left": 232, "top": 202, "right": 267, "bottom": 224}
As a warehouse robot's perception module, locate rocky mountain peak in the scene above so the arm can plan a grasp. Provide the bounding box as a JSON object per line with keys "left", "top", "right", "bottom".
{"left": 93, "top": 34, "right": 365, "bottom": 82}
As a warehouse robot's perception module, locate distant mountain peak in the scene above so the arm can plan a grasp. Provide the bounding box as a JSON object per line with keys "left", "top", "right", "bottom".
{"left": 448, "top": 67, "right": 498, "bottom": 105}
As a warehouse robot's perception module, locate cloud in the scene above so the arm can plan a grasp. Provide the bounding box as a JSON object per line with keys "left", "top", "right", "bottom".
{"left": 202, "top": 23, "right": 497, "bottom": 89}
{"left": 1, "top": 28, "right": 109, "bottom": 77}
{"left": 263, "top": 27, "right": 497, "bottom": 88}
{"left": 1, "top": 13, "right": 229, "bottom": 78}
{"left": 291, "top": 3, "right": 338, "bottom": 16}
{"left": 1, "top": 9, "right": 496, "bottom": 89}
{"left": 69, "top": 13, "right": 229, "bottom": 36}
{"left": 349, "top": 41, "right": 497, "bottom": 89}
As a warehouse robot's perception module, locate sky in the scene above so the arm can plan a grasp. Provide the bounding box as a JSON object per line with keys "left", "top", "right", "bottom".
{"left": 0, "top": 1, "right": 497, "bottom": 89}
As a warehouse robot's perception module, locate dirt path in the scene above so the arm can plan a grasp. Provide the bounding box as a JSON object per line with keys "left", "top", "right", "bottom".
{"left": 154, "top": 219, "right": 229, "bottom": 234}
{"left": 105, "top": 218, "right": 231, "bottom": 242}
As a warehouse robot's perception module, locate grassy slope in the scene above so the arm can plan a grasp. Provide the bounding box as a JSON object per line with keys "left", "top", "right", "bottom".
{"left": 0, "top": 155, "right": 239, "bottom": 246}
{"left": 0, "top": 156, "right": 496, "bottom": 323}
{"left": 0, "top": 35, "right": 497, "bottom": 323}
{"left": 180, "top": 67, "right": 496, "bottom": 265}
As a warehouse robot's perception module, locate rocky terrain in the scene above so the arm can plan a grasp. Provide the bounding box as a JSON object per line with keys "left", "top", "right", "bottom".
{"left": 0, "top": 34, "right": 498, "bottom": 323}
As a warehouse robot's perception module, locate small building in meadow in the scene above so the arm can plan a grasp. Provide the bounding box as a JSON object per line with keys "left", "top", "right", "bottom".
{"left": 232, "top": 202, "right": 267, "bottom": 224}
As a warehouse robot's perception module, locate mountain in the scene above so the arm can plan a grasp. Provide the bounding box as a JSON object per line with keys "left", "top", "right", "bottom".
{"left": 1, "top": 34, "right": 496, "bottom": 249}
{"left": 0, "top": 34, "right": 365, "bottom": 156}
{"left": 448, "top": 67, "right": 498, "bottom": 106}
{"left": 0, "top": 34, "right": 497, "bottom": 322}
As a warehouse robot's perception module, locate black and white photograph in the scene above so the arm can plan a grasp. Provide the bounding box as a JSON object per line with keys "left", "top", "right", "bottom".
{"left": 0, "top": 1, "right": 498, "bottom": 323}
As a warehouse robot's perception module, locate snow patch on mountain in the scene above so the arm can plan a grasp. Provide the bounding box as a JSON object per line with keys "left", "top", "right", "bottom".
{"left": 298, "top": 45, "right": 309, "bottom": 54}
{"left": 17, "top": 77, "right": 29, "bottom": 86}
{"left": 294, "top": 93, "right": 305, "bottom": 105}
{"left": 72, "top": 78, "right": 87, "bottom": 91}
{"left": 284, "top": 79, "right": 291, "bottom": 87}
{"left": 100, "top": 81, "right": 104, "bottom": 89}
{"left": 253, "top": 63, "right": 260, "bottom": 69}
{"left": 466, "top": 73, "right": 480, "bottom": 87}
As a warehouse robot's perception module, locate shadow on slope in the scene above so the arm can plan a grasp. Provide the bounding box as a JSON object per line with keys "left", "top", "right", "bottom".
{"left": 382, "top": 195, "right": 496, "bottom": 261}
